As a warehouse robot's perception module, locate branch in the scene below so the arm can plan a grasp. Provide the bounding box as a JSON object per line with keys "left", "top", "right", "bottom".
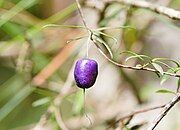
{"left": 104, "top": 0, "right": 180, "bottom": 20}
{"left": 76, "top": 0, "right": 89, "bottom": 30}
{"left": 107, "top": 104, "right": 165, "bottom": 129}
{"left": 90, "top": 38, "right": 180, "bottom": 78}
{"left": 148, "top": 93, "right": 180, "bottom": 130}
{"left": 75, "top": 0, "right": 180, "bottom": 78}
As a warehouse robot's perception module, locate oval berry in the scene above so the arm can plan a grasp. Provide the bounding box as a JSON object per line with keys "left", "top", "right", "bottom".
{"left": 74, "top": 58, "right": 98, "bottom": 89}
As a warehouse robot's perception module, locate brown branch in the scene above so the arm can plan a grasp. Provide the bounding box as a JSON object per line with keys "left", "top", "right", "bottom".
{"left": 75, "top": 0, "right": 180, "bottom": 79}
{"left": 90, "top": 36, "right": 180, "bottom": 78}
{"left": 148, "top": 93, "right": 180, "bottom": 130}
{"left": 76, "top": 0, "right": 89, "bottom": 30}
{"left": 104, "top": 0, "right": 180, "bottom": 20}
{"left": 107, "top": 104, "right": 165, "bottom": 129}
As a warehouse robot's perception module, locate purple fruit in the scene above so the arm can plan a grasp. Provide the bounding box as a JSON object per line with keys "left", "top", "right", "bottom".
{"left": 74, "top": 58, "right": 98, "bottom": 89}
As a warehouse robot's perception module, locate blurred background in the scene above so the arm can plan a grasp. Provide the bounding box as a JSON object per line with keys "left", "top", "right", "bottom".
{"left": 0, "top": 0, "right": 180, "bottom": 130}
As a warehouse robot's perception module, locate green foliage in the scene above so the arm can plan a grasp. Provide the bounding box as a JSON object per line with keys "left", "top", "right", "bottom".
{"left": 0, "top": 0, "right": 179, "bottom": 129}
{"left": 32, "top": 97, "right": 51, "bottom": 107}
{"left": 152, "top": 63, "right": 164, "bottom": 75}
{"left": 160, "top": 69, "right": 173, "bottom": 85}
{"left": 156, "top": 89, "right": 175, "bottom": 95}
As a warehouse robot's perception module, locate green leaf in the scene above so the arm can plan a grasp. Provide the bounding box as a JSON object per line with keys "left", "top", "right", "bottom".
{"left": 174, "top": 67, "right": 180, "bottom": 73}
{"left": 0, "top": 85, "right": 34, "bottom": 122}
{"left": 0, "top": 0, "right": 38, "bottom": 27}
{"left": 154, "top": 61, "right": 174, "bottom": 71}
{"left": 92, "top": 34, "right": 113, "bottom": 59}
{"left": 32, "top": 97, "right": 51, "bottom": 107}
{"left": 120, "top": 50, "right": 137, "bottom": 55}
{"left": 120, "top": 51, "right": 151, "bottom": 61}
{"left": 66, "top": 35, "right": 88, "bottom": 44}
{"left": 152, "top": 63, "right": 164, "bottom": 75}
{"left": 152, "top": 58, "right": 180, "bottom": 67}
{"left": 96, "top": 26, "right": 136, "bottom": 31}
{"left": 156, "top": 89, "right": 175, "bottom": 94}
{"left": 125, "top": 55, "right": 150, "bottom": 62}
{"left": 1, "top": 22, "right": 23, "bottom": 38}
{"left": 120, "top": 51, "right": 143, "bottom": 60}
{"left": 125, "top": 125, "right": 131, "bottom": 130}
{"left": 160, "top": 69, "right": 173, "bottom": 85}
{"left": 42, "top": 24, "right": 85, "bottom": 29}
{"left": 94, "top": 31, "right": 118, "bottom": 44}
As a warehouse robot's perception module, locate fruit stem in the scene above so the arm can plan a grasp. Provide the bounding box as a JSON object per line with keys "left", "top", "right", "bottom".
{"left": 86, "top": 32, "right": 91, "bottom": 58}
{"left": 83, "top": 88, "right": 92, "bottom": 126}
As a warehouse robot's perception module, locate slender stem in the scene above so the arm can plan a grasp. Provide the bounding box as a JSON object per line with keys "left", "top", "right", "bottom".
{"left": 107, "top": 104, "right": 165, "bottom": 129}
{"left": 86, "top": 34, "right": 90, "bottom": 58}
{"left": 148, "top": 93, "right": 180, "bottom": 130}
{"left": 89, "top": 42, "right": 180, "bottom": 78}
{"left": 105, "top": 0, "right": 180, "bottom": 20}
{"left": 83, "top": 88, "right": 92, "bottom": 126}
{"left": 75, "top": 0, "right": 89, "bottom": 29}
{"left": 76, "top": 0, "right": 92, "bottom": 58}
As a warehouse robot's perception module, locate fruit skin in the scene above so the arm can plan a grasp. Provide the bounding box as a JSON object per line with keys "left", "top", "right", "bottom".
{"left": 74, "top": 58, "right": 98, "bottom": 89}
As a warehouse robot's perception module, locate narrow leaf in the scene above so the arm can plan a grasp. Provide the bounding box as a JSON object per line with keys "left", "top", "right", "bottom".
{"left": 32, "top": 97, "right": 51, "bottom": 107}
{"left": 160, "top": 69, "right": 173, "bottom": 85}
{"left": 156, "top": 89, "right": 175, "bottom": 94}
{"left": 66, "top": 35, "right": 88, "bottom": 44}
{"left": 126, "top": 55, "right": 146, "bottom": 62}
{"left": 152, "top": 63, "right": 164, "bottom": 75}
{"left": 152, "top": 58, "right": 180, "bottom": 67}
{"left": 0, "top": 85, "right": 34, "bottom": 122}
{"left": 154, "top": 61, "right": 174, "bottom": 70}
{"left": 174, "top": 67, "right": 180, "bottom": 73}
{"left": 95, "top": 31, "right": 118, "bottom": 44}
{"left": 96, "top": 26, "right": 136, "bottom": 31}
{"left": 92, "top": 34, "right": 113, "bottom": 59}
{"left": 42, "top": 24, "right": 85, "bottom": 29}
{"left": 120, "top": 51, "right": 151, "bottom": 61}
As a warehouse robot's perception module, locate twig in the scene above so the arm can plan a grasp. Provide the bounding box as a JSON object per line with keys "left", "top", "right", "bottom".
{"left": 128, "top": 121, "right": 148, "bottom": 129}
{"left": 90, "top": 39, "right": 180, "bottom": 78}
{"left": 98, "top": 2, "right": 111, "bottom": 25}
{"left": 148, "top": 93, "right": 180, "bottom": 130}
{"left": 104, "top": 0, "right": 180, "bottom": 20}
{"left": 76, "top": 0, "right": 89, "bottom": 30}
{"left": 107, "top": 104, "right": 165, "bottom": 129}
{"left": 75, "top": 0, "right": 180, "bottom": 78}
{"left": 118, "top": 105, "right": 165, "bottom": 121}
